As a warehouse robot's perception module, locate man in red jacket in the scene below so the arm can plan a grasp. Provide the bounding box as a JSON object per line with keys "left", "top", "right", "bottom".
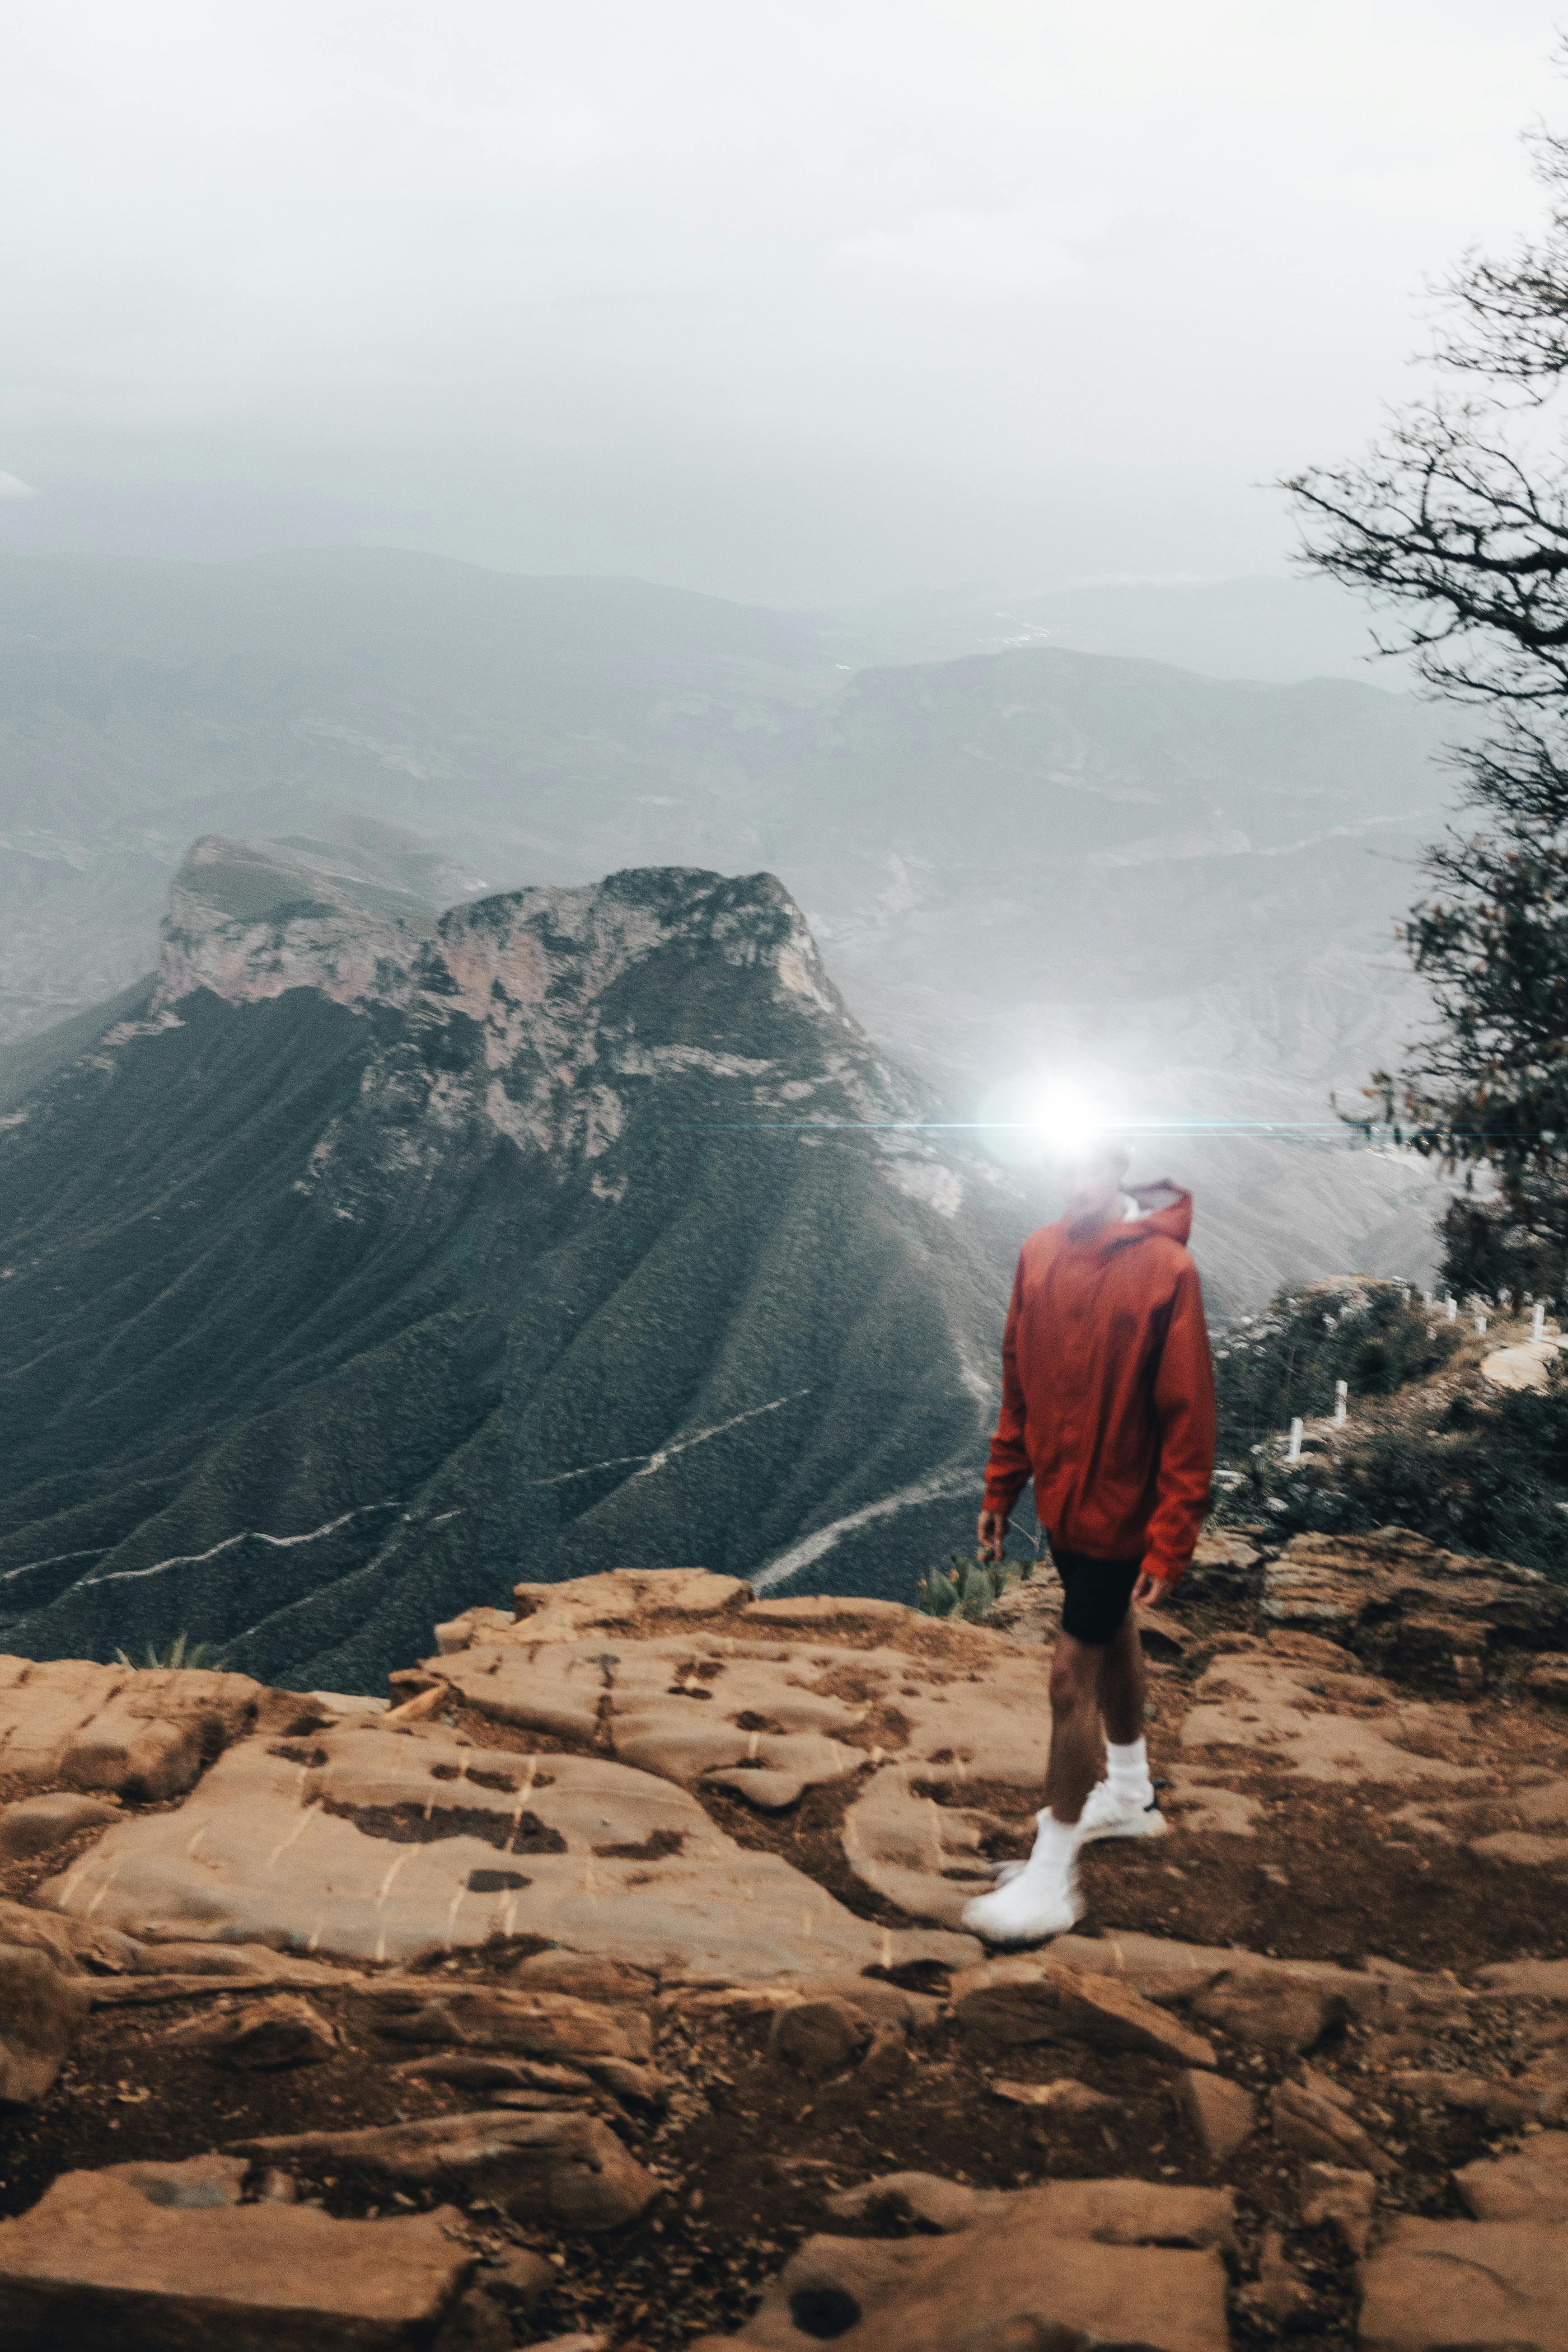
{"left": 960, "top": 1140, "right": 1216, "bottom": 1944}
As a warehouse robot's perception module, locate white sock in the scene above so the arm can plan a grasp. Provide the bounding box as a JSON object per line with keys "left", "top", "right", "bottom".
{"left": 1106, "top": 1738, "right": 1150, "bottom": 1798}
{"left": 1026, "top": 1810, "right": 1083, "bottom": 1870}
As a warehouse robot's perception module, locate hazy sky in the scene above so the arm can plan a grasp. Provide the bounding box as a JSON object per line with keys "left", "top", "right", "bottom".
{"left": 3, "top": 1, "right": 1565, "bottom": 603}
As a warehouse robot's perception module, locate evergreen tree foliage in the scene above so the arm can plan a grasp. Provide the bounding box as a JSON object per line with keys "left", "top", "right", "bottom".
{"left": 1287, "top": 90, "right": 1568, "bottom": 1290}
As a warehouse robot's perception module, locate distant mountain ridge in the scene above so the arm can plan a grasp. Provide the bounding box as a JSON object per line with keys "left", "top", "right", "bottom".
{"left": 0, "top": 547, "right": 1466, "bottom": 1303}
{"left": 0, "top": 843, "right": 1021, "bottom": 1690}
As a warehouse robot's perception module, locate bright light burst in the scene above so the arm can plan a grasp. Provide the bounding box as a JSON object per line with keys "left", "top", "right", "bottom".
{"left": 1026, "top": 1081, "right": 1108, "bottom": 1157}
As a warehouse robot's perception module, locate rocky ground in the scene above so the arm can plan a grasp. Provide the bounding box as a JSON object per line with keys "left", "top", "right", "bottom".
{"left": 2, "top": 1540, "right": 1568, "bottom": 2349}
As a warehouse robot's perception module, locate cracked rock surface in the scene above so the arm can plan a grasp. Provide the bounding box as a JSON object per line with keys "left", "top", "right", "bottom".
{"left": 2, "top": 1554, "right": 1568, "bottom": 2347}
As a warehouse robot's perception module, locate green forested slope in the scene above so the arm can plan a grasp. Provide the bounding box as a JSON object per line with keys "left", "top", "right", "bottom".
{"left": 0, "top": 854, "right": 1021, "bottom": 1691}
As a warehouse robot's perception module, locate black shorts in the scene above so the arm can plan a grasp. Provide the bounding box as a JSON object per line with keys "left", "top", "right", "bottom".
{"left": 1054, "top": 1551, "right": 1142, "bottom": 1646}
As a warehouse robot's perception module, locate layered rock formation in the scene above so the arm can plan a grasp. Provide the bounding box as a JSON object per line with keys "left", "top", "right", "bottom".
{"left": 1, "top": 1555, "right": 1568, "bottom": 2346}
{"left": 0, "top": 852, "right": 1023, "bottom": 1686}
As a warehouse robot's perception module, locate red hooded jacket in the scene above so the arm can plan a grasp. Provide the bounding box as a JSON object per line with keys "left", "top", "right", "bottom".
{"left": 983, "top": 1181, "right": 1216, "bottom": 1588}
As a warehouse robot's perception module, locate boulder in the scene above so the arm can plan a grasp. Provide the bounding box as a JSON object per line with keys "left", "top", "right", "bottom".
{"left": 175, "top": 1994, "right": 338, "bottom": 2070}
{"left": 0, "top": 1792, "right": 121, "bottom": 1860}
{"left": 1188, "top": 1970, "right": 1339, "bottom": 2053}
{"left": 0, "top": 2160, "right": 474, "bottom": 2351}
{"left": 1359, "top": 2216, "right": 1568, "bottom": 2351}
{"left": 989, "top": 2078, "right": 1118, "bottom": 2117}
{"left": 365, "top": 1983, "right": 649, "bottom": 2062}
{"left": 1268, "top": 2076, "right": 1391, "bottom": 2175}
{"left": 952, "top": 1959, "right": 1216, "bottom": 2069}
{"left": 769, "top": 1998, "right": 872, "bottom": 2081}
{"left": 1456, "top": 2131, "right": 1568, "bottom": 2221}
{"left": 478, "top": 2244, "right": 555, "bottom": 2307}
{"left": 232, "top": 2109, "right": 660, "bottom": 2232}
{"left": 1299, "top": 2164, "right": 1378, "bottom": 2256}
{"left": 0, "top": 1897, "right": 142, "bottom": 1976}
{"left": 1248, "top": 2227, "right": 1316, "bottom": 2331}
{"left": 1180, "top": 2069, "right": 1254, "bottom": 2163}
{"left": 0, "top": 1944, "right": 91, "bottom": 2103}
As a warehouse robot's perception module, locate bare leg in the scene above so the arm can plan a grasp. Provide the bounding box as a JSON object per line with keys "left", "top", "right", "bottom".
{"left": 1043, "top": 1632, "right": 1104, "bottom": 1824}
{"left": 1096, "top": 1610, "right": 1147, "bottom": 1747}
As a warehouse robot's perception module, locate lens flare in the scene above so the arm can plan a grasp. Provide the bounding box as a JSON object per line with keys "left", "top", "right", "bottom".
{"left": 1029, "top": 1082, "right": 1106, "bottom": 1157}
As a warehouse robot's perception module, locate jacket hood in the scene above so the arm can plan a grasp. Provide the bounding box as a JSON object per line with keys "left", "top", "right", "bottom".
{"left": 1117, "top": 1179, "right": 1193, "bottom": 1248}
{"left": 1062, "top": 1178, "right": 1193, "bottom": 1255}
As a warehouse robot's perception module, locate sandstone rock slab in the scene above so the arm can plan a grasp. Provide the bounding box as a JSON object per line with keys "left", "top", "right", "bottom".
{"left": 0, "top": 2160, "right": 474, "bottom": 2350}
{"left": 0, "top": 1896, "right": 142, "bottom": 1976}
{"left": 0, "top": 1944, "right": 91, "bottom": 2103}
{"left": 1261, "top": 1527, "right": 1568, "bottom": 1687}
{"left": 1183, "top": 1646, "right": 1484, "bottom": 1785}
{"left": 1180, "top": 2069, "right": 1254, "bottom": 2163}
{"left": 1475, "top": 1956, "right": 1568, "bottom": 2001}
{"left": 689, "top": 2188, "right": 1232, "bottom": 2352}
{"left": 233, "top": 2109, "right": 658, "bottom": 2232}
{"left": 0, "top": 1791, "right": 121, "bottom": 1860}
{"left": 952, "top": 1959, "right": 1216, "bottom": 2068}
{"left": 1359, "top": 2216, "right": 1568, "bottom": 2351}
{"left": 1526, "top": 1655, "right": 1568, "bottom": 1706}
{"left": 1189, "top": 1969, "right": 1339, "bottom": 2052}
{"left": 1269, "top": 2076, "right": 1391, "bottom": 2174}
{"left": 1456, "top": 2131, "right": 1568, "bottom": 2221}
{"left": 39, "top": 1721, "right": 975, "bottom": 1980}
{"left": 0, "top": 1655, "right": 261, "bottom": 1801}
{"left": 1299, "top": 2163, "right": 1378, "bottom": 2256}
{"left": 175, "top": 1994, "right": 338, "bottom": 2070}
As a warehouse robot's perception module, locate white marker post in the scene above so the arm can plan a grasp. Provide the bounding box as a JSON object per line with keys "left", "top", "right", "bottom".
{"left": 1287, "top": 1416, "right": 1304, "bottom": 1465}
{"left": 1476, "top": 1312, "right": 1488, "bottom": 1336}
{"left": 1536, "top": 1303, "right": 1549, "bottom": 1343}
{"left": 1446, "top": 1297, "right": 1457, "bottom": 1321}
{"left": 1334, "top": 1380, "right": 1348, "bottom": 1426}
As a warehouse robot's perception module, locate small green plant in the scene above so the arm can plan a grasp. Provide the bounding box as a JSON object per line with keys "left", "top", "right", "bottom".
{"left": 112, "top": 1631, "right": 230, "bottom": 1672}
{"left": 914, "top": 1551, "right": 1034, "bottom": 1622}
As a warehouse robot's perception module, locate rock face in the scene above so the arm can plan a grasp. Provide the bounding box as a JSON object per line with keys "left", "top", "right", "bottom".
{"left": 431, "top": 1570, "right": 1055, "bottom": 1932}
{"left": 0, "top": 862, "right": 1025, "bottom": 1687}
{"left": 6, "top": 1558, "right": 1568, "bottom": 2347}
{"left": 42, "top": 1700, "right": 972, "bottom": 1977}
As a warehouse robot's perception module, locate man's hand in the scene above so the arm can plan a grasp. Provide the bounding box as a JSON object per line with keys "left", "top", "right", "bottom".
{"left": 977, "top": 1509, "right": 1008, "bottom": 1563}
{"left": 1132, "top": 1568, "right": 1169, "bottom": 1609}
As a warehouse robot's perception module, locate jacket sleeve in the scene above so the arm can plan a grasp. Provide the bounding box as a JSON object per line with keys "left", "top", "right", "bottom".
{"left": 1141, "top": 1259, "right": 1217, "bottom": 1587}
{"left": 982, "top": 1256, "right": 1033, "bottom": 1518}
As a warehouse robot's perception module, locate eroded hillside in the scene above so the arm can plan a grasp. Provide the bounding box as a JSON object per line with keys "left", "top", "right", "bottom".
{"left": 0, "top": 847, "right": 1023, "bottom": 1685}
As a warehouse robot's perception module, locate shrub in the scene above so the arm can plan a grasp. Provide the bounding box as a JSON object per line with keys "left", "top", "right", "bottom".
{"left": 914, "top": 1551, "right": 1035, "bottom": 1621}
{"left": 112, "top": 1631, "right": 231, "bottom": 1672}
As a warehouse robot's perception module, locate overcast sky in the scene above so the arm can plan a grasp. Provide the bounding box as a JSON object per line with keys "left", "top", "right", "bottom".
{"left": 2, "top": 1, "right": 1565, "bottom": 604}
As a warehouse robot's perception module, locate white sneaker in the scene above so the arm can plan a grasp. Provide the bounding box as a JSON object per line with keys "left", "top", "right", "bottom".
{"left": 960, "top": 1851, "right": 1083, "bottom": 1944}
{"left": 1077, "top": 1778, "right": 1168, "bottom": 1845}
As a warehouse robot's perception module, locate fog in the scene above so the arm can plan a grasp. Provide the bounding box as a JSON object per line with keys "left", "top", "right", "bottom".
{"left": 2, "top": 0, "right": 1564, "bottom": 602}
